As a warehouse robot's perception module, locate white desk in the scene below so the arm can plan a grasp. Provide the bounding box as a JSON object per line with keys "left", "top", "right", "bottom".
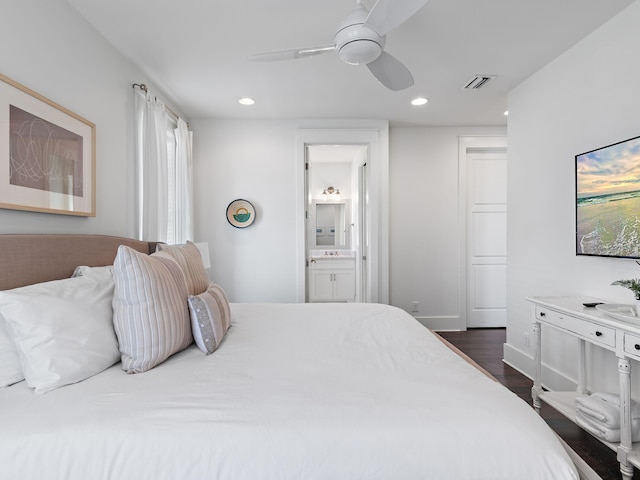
{"left": 528, "top": 296, "right": 640, "bottom": 480}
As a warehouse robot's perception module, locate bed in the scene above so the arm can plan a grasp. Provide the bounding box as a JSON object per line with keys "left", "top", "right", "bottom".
{"left": 0, "top": 234, "right": 578, "bottom": 479}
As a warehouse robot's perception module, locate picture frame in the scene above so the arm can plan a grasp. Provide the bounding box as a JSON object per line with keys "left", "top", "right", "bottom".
{"left": 0, "top": 73, "right": 96, "bottom": 216}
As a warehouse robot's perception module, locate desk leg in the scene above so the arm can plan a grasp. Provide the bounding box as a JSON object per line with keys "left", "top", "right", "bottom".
{"left": 617, "top": 357, "right": 634, "bottom": 480}
{"left": 532, "top": 321, "right": 542, "bottom": 414}
{"left": 577, "top": 339, "right": 588, "bottom": 395}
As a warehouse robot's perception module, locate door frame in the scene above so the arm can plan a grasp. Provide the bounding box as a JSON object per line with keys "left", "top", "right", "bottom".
{"left": 457, "top": 136, "right": 508, "bottom": 330}
{"left": 295, "top": 126, "right": 389, "bottom": 304}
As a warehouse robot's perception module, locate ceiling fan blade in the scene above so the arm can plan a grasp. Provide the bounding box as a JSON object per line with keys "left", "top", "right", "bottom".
{"left": 249, "top": 45, "right": 335, "bottom": 62}
{"left": 366, "top": 51, "right": 414, "bottom": 91}
{"left": 364, "top": 0, "right": 430, "bottom": 36}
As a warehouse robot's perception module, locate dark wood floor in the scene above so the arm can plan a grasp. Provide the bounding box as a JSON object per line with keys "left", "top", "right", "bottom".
{"left": 438, "top": 328, "right": 636, "bottom": 480}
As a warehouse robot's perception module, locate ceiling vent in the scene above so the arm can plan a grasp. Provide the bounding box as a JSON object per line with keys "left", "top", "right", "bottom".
{"left": 462, "top": 75, "right": 496, "bottom": 90}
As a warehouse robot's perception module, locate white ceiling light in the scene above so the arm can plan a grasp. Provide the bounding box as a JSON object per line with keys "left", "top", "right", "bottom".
{"left": 238, "top": 97, "right": 255, "bottom": 105}
{"left": 411, "top": 97, "right": 428, "bottom": 106}
{"left": 504, "top": 110, "right": 509, "bottom": 116}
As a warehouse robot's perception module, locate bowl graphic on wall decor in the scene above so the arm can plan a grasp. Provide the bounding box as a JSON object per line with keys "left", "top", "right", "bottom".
{"left": 226, "top": 199, "right": 256, "bottom": 228}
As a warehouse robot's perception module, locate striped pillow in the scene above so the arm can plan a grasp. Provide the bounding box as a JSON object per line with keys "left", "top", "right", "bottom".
{"left": 112, "top": 245, "right": 192, "bottom": 373}
{"left": 156, "top": 241, "right": 209, "bottom": 296}
{"left": 209, "top": 283, "right": 231, "bottom": 330}
{"left": 188, "top": 284, "right": 230, "bottom": 354}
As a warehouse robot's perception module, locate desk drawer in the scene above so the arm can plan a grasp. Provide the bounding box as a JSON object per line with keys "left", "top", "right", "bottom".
{"left": 624, "top": 333, "right": 640, "bottom": 360}
{"left": 536, "top": 306, "right": 616, "bottom": 348}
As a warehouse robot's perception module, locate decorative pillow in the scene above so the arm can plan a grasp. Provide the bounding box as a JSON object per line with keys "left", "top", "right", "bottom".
{"left": 112, "top": 245, "right": 192, "bottom": 374}
{"left": 188, "top": 285, "right": 230, "bottom": 355}
{"left": 0, "top": 318, "right": 23, "bottom": 387}
{"left": 209, "top": 283, "right": 232, "bottom": 330}
{"left": 155, "top": 241, "right": 209, "bottom": 296}
{"left": 0, "top": 274, "right": 120, "bottom": 394}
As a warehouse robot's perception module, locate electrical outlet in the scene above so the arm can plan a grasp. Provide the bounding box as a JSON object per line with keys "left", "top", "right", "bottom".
{"left": 411, "top": 301, "right": 419, "bottom": 314}
{"left": 524, "top": 332, "right": 530, "bottom": 347}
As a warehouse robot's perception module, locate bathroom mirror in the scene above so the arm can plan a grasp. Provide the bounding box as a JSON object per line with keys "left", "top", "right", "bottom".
{"left": 310, "top": 200, "right": 351, "bottom": 248}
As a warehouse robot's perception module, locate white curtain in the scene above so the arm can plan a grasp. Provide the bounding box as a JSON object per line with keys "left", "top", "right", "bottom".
{"left": 134, "top": 88, "right": 193, "bottom": 244}
{"left": 172, "top": 118, "right": 194, "bottom": 244}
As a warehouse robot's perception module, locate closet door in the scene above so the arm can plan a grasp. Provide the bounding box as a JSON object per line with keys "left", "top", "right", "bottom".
{"left": 467, "top": 149, "right": 507, "bottom": 328}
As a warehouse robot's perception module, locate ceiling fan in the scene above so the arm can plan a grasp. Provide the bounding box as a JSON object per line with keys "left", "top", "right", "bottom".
{"left": 249, "top": 0, "right": 429, "bottom": 91}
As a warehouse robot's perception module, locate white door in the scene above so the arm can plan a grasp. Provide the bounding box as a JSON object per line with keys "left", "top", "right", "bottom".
{"left": 309, "top": 267, "right": 334, "bottom": 301}
{"left": 467, "top": 149, "right": 507, "bottom": 328}
{"left": 358, "top": 162, "right": 369, "bottom": 302}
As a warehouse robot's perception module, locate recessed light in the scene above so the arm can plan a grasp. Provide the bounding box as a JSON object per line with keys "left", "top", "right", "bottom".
{"left": 238, "top": 97, "right": 255, "bottom": 106}
{"left": 411, "top": 97, "right": 428, "bottom": 106}
{"left": 504, "top": 110, "right": 509, "bottom": 116}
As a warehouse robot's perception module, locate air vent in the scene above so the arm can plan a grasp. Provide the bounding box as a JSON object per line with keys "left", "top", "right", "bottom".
{"left": 462, "top": 75, "right": 496, "bottom": 90}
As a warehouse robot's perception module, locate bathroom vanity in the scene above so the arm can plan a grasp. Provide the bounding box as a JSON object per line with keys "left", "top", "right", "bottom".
{"left": 308, "top": 253, "right": 356, "bottom": 302}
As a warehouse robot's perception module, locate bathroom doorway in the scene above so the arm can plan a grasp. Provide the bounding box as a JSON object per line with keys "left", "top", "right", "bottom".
{"left": 294, "top": 126, "right": 389, "bottom": 305}
{"left": 305, "top": 145, "right": 368, "bottom": 303}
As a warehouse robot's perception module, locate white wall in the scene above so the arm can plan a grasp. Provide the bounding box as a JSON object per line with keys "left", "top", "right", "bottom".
{"left": 389, "top": 126, "right": 506, "bottom": 327}
{"left": 192, "top": 119, "right": 506, "bottom": 307}
{"left": 192, "top": 119, "right": 390, "bottom": 303}
{"left": 506, "top": 0, "right": 640, "bottom": 393}
{"left": 191, "top": 119, "right": 299, "bottom": 302}
{"left": 0, "top": 0, "right": 179, "bottom": 237}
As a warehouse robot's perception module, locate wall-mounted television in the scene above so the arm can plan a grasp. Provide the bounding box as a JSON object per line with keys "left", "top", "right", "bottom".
{"left": 576, "top": 134, "right": 640, "bottom": 258}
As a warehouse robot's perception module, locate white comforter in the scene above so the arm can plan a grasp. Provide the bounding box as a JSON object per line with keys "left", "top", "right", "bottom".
{"left": 0, "top": 303, "right": 577, "bottom": 479}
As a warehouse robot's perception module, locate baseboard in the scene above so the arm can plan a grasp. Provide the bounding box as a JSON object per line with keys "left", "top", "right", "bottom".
{"left": 503, "top": 342, "right": 577, "bottom": 392}
{"left": 415, "top": 315, "right": 465, "bottom": 331}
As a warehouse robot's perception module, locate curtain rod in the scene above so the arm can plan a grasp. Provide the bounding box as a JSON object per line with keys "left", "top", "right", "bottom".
{"left": 132, "top": 83, "right": 186, "bottom": 126}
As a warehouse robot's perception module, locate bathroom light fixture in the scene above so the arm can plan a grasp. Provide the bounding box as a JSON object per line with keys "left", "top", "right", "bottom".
{"left": 238, "top": 97, "right": 255, "bottom": 106}
{"left": 322, "top": 186, "right": 341, "bottom": 201}
{"left": 411, "top": 97, "right": 428, "bottom": 106}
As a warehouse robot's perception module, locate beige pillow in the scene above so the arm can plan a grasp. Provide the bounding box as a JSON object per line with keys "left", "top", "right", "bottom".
{"left": 156, "top": 241, "right": 210, "bottom": 296}
{"left": 112, "top": 245, "right": 192, "bottom": 373}
{"left": 209, "top": 283, "right": 232, "bottom": 330}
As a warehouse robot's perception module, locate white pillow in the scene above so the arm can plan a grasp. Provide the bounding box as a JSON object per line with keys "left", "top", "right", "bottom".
{"left": 72, "top": 265, "right": 113, "bottom": 278}
{"left": 112, "top": 245, "right": 192, "bottom": 373}
{"left": 0, "top": 274, "right": 120, "bottom": 394}
{"left": 0, "top": 317, "right": 23, "bottom": 387}
{"left": 188, "top": 284, "right": 230, "bottom": 355}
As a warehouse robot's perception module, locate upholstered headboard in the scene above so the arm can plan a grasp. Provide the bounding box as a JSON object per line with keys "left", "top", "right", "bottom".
{"left": 0, "top": 235, "right": 158, "bottom": 290}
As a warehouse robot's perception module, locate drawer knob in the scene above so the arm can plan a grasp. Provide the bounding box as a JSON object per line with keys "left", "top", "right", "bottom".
{"left": 635, "top": 344, "right": 640, "bottom": 351}
{"left": 595, "top": 331, "right": 603, "bottom": 337}
{"left": 540, "top": 312, "right": 546, "bottom": 317}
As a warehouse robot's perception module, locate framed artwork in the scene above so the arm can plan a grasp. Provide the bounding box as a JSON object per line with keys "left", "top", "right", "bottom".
{"left": 226, "top": 199, "right": 256, "bottom": 228}
{"left": 0, "top": 73, "right": 96, "bottom": 216}
{"left": 576, "top": 134, "right": 640, "bottom": 258}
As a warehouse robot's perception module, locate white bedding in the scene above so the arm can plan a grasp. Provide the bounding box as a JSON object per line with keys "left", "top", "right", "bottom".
{"left": 0, "top": 303, "right": 577, "bottom": 479}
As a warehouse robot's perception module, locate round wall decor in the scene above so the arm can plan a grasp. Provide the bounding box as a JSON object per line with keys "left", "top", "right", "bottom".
{"left": 226, "top": 199, "right": 256, "bottom": 228}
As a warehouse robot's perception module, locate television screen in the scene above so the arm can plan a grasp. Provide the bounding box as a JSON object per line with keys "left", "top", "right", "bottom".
{"left": 576, "top": 134, "right": 640, "bottom": 258}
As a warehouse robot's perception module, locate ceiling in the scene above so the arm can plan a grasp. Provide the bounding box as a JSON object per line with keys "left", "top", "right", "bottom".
{"left": 67, "top": 0, "right": 633, "bottom": 127}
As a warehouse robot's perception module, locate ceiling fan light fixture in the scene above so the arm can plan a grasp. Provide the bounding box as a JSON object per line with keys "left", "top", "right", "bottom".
{"left": 334, "top": 5, "right": 385, "bottom": 66}
{"left": 338, "top": 39, "right": 382, "bottom": 65}
{"left": 249, "top": 0, "right": 427, "bottom": 90}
